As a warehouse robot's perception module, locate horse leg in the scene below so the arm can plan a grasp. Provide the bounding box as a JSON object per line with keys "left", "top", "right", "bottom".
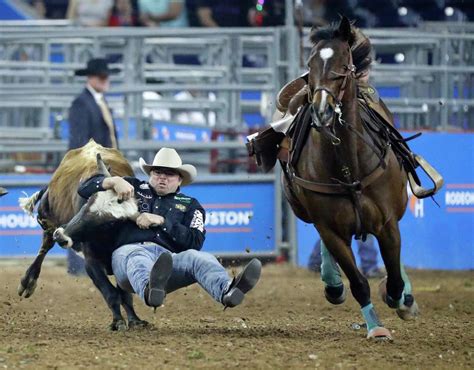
{"left": 376, "top": 222, "right": 419, "bottom": 320}
{"left": 319, "top": 239, "right": 346, "bottom": 304}
{"left": 117, "top": 287, "right": 149, "bottom": 329}
{"left": 83, "top": 251, "right": 127, "bottom": 331}
{"left": 18, "top": 231, "right": 54, "bottom": 298}
{"left": 320, "top": 229, "right": 392, "bottom": 340}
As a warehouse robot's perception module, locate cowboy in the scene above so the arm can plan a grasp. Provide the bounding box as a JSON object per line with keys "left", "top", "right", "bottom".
{"left": 248, "top": 27, "right": 394, "bottom": 173}
{"left": 77, "top": 147, "right": 262, "bottom": 309}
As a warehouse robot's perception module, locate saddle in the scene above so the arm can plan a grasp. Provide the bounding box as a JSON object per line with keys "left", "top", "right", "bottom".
{"left": 247, "top": 86, "right": 443, "bottom": 199}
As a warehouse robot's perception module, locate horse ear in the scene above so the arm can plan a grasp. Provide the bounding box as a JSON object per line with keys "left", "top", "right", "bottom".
{"left": 309, "top": 25, "right": 321, "bottom": 44}
{"left": 338, "top": 15, "right": 352, "bottom": 41}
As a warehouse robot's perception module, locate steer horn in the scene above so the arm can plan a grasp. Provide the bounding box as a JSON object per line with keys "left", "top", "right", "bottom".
{"left": 408, "top": 154, "right": 444, "bottom": 199}
{"left": 97, "top": 153, "right": 112, "bottom": 177}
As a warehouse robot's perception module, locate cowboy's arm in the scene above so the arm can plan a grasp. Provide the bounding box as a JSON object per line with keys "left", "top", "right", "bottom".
{"left": 78, "top": 175, "right": 138, "bottom": 199}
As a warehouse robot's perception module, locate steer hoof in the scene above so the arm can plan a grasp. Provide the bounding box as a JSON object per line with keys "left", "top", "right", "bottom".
{"left": 128, "top": 319, "right": 149, "bottom": 330}
{"left": 109, "top": 319, "right": 127, "bottom": 332}
{"left": 17, "top": 277, "right": 37, "bottom": 298}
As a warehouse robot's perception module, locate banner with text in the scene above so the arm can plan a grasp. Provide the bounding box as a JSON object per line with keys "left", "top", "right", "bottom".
{"left": 0, "top": 182, "right": 275, "bottom": 256}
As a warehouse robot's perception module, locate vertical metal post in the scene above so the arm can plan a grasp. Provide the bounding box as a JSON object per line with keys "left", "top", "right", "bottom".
{"left": 283, "top": 0, "right": 300, "bottom": 265}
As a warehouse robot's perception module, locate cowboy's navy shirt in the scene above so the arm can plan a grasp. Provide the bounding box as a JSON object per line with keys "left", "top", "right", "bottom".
{"left": 78, "top": 174, "right": 206, "bottom": 252}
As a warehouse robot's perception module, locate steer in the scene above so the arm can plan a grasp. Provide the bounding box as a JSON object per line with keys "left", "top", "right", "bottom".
{"left": 18, "top": 140, "right": 148, "bottom": 330}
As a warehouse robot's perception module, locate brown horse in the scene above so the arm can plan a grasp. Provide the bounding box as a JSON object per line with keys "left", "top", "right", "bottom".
{"left": 282, "top": 17, "right": 419, "bottom": 340}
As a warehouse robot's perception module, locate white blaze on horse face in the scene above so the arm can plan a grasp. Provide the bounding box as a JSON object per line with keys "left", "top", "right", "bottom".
{"left": 319, "top": 90, "right": 328, "bottom": 114}
{"left": 319, "top": 47, "right": 334, "bottom": 72}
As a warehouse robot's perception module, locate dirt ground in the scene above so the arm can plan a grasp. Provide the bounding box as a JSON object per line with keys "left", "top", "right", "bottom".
{"left": 0, "top": 260, "right": 473, "bottom": 370}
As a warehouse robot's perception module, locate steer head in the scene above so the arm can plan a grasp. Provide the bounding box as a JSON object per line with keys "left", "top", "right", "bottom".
{"left": 53, "top": 154, "right": 139, "bottom": 248}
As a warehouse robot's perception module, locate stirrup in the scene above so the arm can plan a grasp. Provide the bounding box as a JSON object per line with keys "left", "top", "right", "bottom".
{"left": 408, "top": 154, "right": 444, "bottom": 198}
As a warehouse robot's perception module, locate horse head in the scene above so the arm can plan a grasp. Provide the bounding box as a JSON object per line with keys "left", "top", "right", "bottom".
{"left": 307, "top": 16, "right": 360, "bottom": 129}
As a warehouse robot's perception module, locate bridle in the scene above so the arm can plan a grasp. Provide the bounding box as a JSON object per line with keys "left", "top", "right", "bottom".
{"left": 307, "top": 44, "right": 357, "bottom": 145}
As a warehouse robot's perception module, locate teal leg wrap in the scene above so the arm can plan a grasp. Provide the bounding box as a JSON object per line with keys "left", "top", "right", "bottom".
{"left": 361, "top": 303, "right": 383, "bottom": 332}
{"left": 320, "top": 240, "right": 343, "bottom": 287}
{"left": 400, "top": 263, "right": 412, "bottom": 295}
{"left": 386, "top": 263, "right": 413, "bottom": 308}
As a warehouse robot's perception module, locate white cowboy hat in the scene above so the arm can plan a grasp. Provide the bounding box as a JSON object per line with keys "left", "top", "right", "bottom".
{"left": 139, "top": 148, "right": 196, "bottom": 186}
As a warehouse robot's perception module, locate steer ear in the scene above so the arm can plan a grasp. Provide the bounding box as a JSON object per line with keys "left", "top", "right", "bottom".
{"left": 97, "top": 153, "right": 112, "bottom": 177}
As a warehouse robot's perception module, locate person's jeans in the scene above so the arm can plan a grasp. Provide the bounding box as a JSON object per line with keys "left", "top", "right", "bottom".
{"left": 67, "top": 249, "right": 86, "bottom": 275}
{"left": 112, "top": 243, "right": 231, "bottom": 303}
{"left": 357, "top": 234, "right": 378, "bottom": 274}
{"left": 308, "top": 235, "right": 378, "bottom": 273}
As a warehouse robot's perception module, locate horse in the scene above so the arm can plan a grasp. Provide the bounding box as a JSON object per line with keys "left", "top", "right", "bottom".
{"left": 282, "top": 17, "right": 419, "bottom": 340}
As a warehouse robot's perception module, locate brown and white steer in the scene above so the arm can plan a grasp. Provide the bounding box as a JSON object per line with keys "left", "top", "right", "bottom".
{"left": 18, "top": 140, "right": 146, "bottom": 331}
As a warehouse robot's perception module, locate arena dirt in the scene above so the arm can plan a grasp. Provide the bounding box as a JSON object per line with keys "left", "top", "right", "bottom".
{"left": 0, "top": 262, "right": 473, "bottom": 369}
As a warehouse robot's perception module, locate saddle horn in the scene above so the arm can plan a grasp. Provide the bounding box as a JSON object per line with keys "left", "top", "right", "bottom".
{"left": 96, "top": 153, "right": 112, "bottom": 177}
{"left": 408, "top": 155, "right": 444, "bottom": 199}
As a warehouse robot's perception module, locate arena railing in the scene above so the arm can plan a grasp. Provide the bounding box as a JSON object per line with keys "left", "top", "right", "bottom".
{"left": 300, "top": 26, "right": 474, "bottom": 130}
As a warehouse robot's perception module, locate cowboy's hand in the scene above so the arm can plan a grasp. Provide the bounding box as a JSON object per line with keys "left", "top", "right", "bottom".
{"left": 111, "top": 177, "right": 134, "bottom": 201}
{"left": 136, "top": 213, "right": 165, "bottom": 229}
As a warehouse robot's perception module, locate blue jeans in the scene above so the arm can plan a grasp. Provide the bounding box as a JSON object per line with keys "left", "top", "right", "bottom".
{"left": 308, "top": 235, "right": 378, "bottom": 273}
{"left": 112, "top": 243, "right": 232, "bottom": 304}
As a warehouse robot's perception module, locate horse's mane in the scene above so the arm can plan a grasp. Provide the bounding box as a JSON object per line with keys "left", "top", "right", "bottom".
{"left": 309, "top": 22, "right": 373, "bottom": 74}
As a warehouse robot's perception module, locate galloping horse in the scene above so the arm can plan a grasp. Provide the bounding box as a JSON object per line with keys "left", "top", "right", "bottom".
{"left": 282, "top": 17, "right": 419, "bottom": 340}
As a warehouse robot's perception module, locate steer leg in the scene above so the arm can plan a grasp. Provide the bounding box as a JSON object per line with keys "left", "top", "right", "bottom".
{"left": 53, "top": 203, "right": 92, "bottom": 248}
{"left": 118, "top": 287, "right": 149, "bottom": 329}
{"left": 18, "top": 231, "right": 55, "bottom": 298}
{"left": 83, "top": 251, "right": 126, "bottom": 331}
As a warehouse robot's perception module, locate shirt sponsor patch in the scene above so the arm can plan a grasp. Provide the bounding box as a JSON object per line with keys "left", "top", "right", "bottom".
{"left": 174, "top": 195, "right": 192, "bottom": 204}
{"left": 140, "top": 183, "right": 150, "bottom": 189}
{"left": 190, "top": 210, "right": 204, "bottom": 232}
{"left": 175, "top": 204, "right": 186, "bottom": 212}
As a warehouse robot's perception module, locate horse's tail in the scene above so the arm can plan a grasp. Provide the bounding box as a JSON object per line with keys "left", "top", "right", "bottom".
{"left": 19, "top": 187, "right": 47, "bottom": 216}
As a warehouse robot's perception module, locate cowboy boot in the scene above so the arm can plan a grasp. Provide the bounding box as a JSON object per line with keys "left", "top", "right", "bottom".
{"left": 144, "top": 252, "right": 173, "bottom": 308}
{"left": 222, "top": 258, "right": 262, "bottom": 308}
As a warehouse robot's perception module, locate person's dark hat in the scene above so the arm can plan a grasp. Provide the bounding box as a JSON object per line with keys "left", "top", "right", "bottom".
{"left": 74, "top": 58, "right": 120, "bottom": 77}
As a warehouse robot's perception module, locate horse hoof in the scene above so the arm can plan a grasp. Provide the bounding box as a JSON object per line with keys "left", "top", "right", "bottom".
{"left": 396, "top": 299, "right": 419, "bottom": 321}
{"left": 17, "top": 278, "right": 37, "bottom": 298}
{"left": 324, "top": 284, "right": 346, "bottom": 305}
{"left": 128, "top": 319, "right": 149, "bottom": 329}
{"left": 109, "top": 319, "right": 127, "bottom": 332}
{"left": 367, "top": 326, "right": 393, "bottom": 341}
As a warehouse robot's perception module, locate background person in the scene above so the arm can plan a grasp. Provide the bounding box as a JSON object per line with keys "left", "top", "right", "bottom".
{"left": 66, "top": 0, "right": 113, "bottom": 26}
{"left": 67, "top": 57, "right": 120, "bottom": 274}
{"left": 138, "top": 0, "right": 188, "bottom": 27}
